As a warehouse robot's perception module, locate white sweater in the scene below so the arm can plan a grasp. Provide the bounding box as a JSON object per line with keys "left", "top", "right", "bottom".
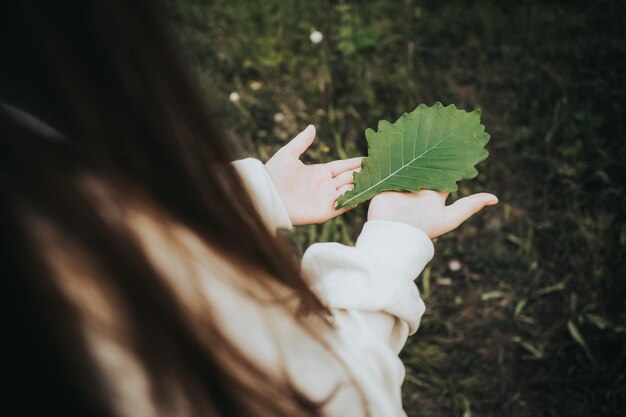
{"left": 47, "top": 158, "right": 433, "bottom": 417}
{"left": 232, "top": 158, "right": 434, "bottom": 416}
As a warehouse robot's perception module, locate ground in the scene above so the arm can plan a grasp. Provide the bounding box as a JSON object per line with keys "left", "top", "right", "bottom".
{"left": 169, "top": 1, "right": 626, "bottom": 415}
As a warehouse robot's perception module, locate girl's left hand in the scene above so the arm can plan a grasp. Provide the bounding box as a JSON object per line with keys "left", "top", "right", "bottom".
{"left": 265, "top": 125, "right": 362, "bottom": 226}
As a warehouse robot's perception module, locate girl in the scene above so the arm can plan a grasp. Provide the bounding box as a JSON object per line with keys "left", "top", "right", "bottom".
{"left": 1, "top": 1, "right": 497, "bottom": 416}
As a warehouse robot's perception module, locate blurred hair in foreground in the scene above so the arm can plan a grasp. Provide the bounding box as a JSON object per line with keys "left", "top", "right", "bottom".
{"left": 0, "top": 1, "right": 341, "bottom": 416}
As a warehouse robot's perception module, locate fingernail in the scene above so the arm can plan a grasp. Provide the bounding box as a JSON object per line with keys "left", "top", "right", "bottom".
{"left": 487, "top": 196, "right": 499, "bottom": 205}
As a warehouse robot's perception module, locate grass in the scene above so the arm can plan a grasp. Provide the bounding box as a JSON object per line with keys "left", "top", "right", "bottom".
{"left": 169, "top": 0, "right": 626, "bottom": 415}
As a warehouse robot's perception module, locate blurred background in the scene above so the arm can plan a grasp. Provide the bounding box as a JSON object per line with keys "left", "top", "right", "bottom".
{"left": 167, "top": 0, "right": 626, "bottom": 415}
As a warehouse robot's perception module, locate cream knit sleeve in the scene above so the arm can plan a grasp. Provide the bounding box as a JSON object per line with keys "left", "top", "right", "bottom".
{"left": 303, "top": 220, "right": 433, "bottom": 338}
{"left": 231, "top": 158, "right": 292, "bottom": 232}
{"left": 301, "top": 221, "right": 433, "bottom": 415}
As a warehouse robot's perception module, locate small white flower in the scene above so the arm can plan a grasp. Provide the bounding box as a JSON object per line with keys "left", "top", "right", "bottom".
{"left": 448, "top": 259, "right": 462, "bottom": 272}
{"left": 228, "top": 92, "right": 240, "bottom": 103}
{"left": 310, "top": 30, "right": 323, "bottom": 44}
{"left": 273, "top": 112, "right": 285, "bottom": 123}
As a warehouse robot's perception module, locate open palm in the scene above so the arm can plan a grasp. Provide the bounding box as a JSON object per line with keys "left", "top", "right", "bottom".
{"left": 265, "top": 125, "right": 362, "bottom": 226}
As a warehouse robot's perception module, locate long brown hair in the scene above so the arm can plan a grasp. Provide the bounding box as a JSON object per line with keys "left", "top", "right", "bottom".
{"left": 0, "top": 1, "right": 338, "bottom": 415}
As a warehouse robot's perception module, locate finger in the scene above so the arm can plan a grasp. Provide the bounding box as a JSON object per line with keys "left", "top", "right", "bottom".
{"left": 444, "top": 193, "right": 498, "bottom": 229}
{"left": 417, "top": 189, "right": 447, "bottom": 200}
{"left": 285, "top": 125, "right": 316, "bottom": 157}
{"left": 336, "top": 183, "right": 354, "bottom": 197}
{"left": 436, "top": 191, "right": 449, "bottom": 201}
{"left": 331, "top": 205, "right": 352, "bottom": 217}
{"left": 333, "top": 168, "right": 360, "bottom": 189}
{"left": 326, "top": 157, "right": 364, "bottom": 177}
{"left": 332, "top": 196, "right": 354, "bottom": 215}
{"left": 317, "top": 193, "right": 354, "bottom": 224}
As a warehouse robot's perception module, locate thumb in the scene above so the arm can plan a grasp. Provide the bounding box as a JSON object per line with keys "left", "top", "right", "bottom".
{"left": 285, "top": 125, "right": 316, "bottom": 157}
{"left": 444, "top": 193, "right": 498, "bottom": 230}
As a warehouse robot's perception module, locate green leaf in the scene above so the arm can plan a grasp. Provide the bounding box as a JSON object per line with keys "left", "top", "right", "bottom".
{"left": 336, "top": 102, "right": 490, "bottom": 208}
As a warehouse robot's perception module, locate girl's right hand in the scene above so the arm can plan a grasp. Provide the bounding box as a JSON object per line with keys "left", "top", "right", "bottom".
{"left": 367, "top": 190, "right": 498, "bottom": 239}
